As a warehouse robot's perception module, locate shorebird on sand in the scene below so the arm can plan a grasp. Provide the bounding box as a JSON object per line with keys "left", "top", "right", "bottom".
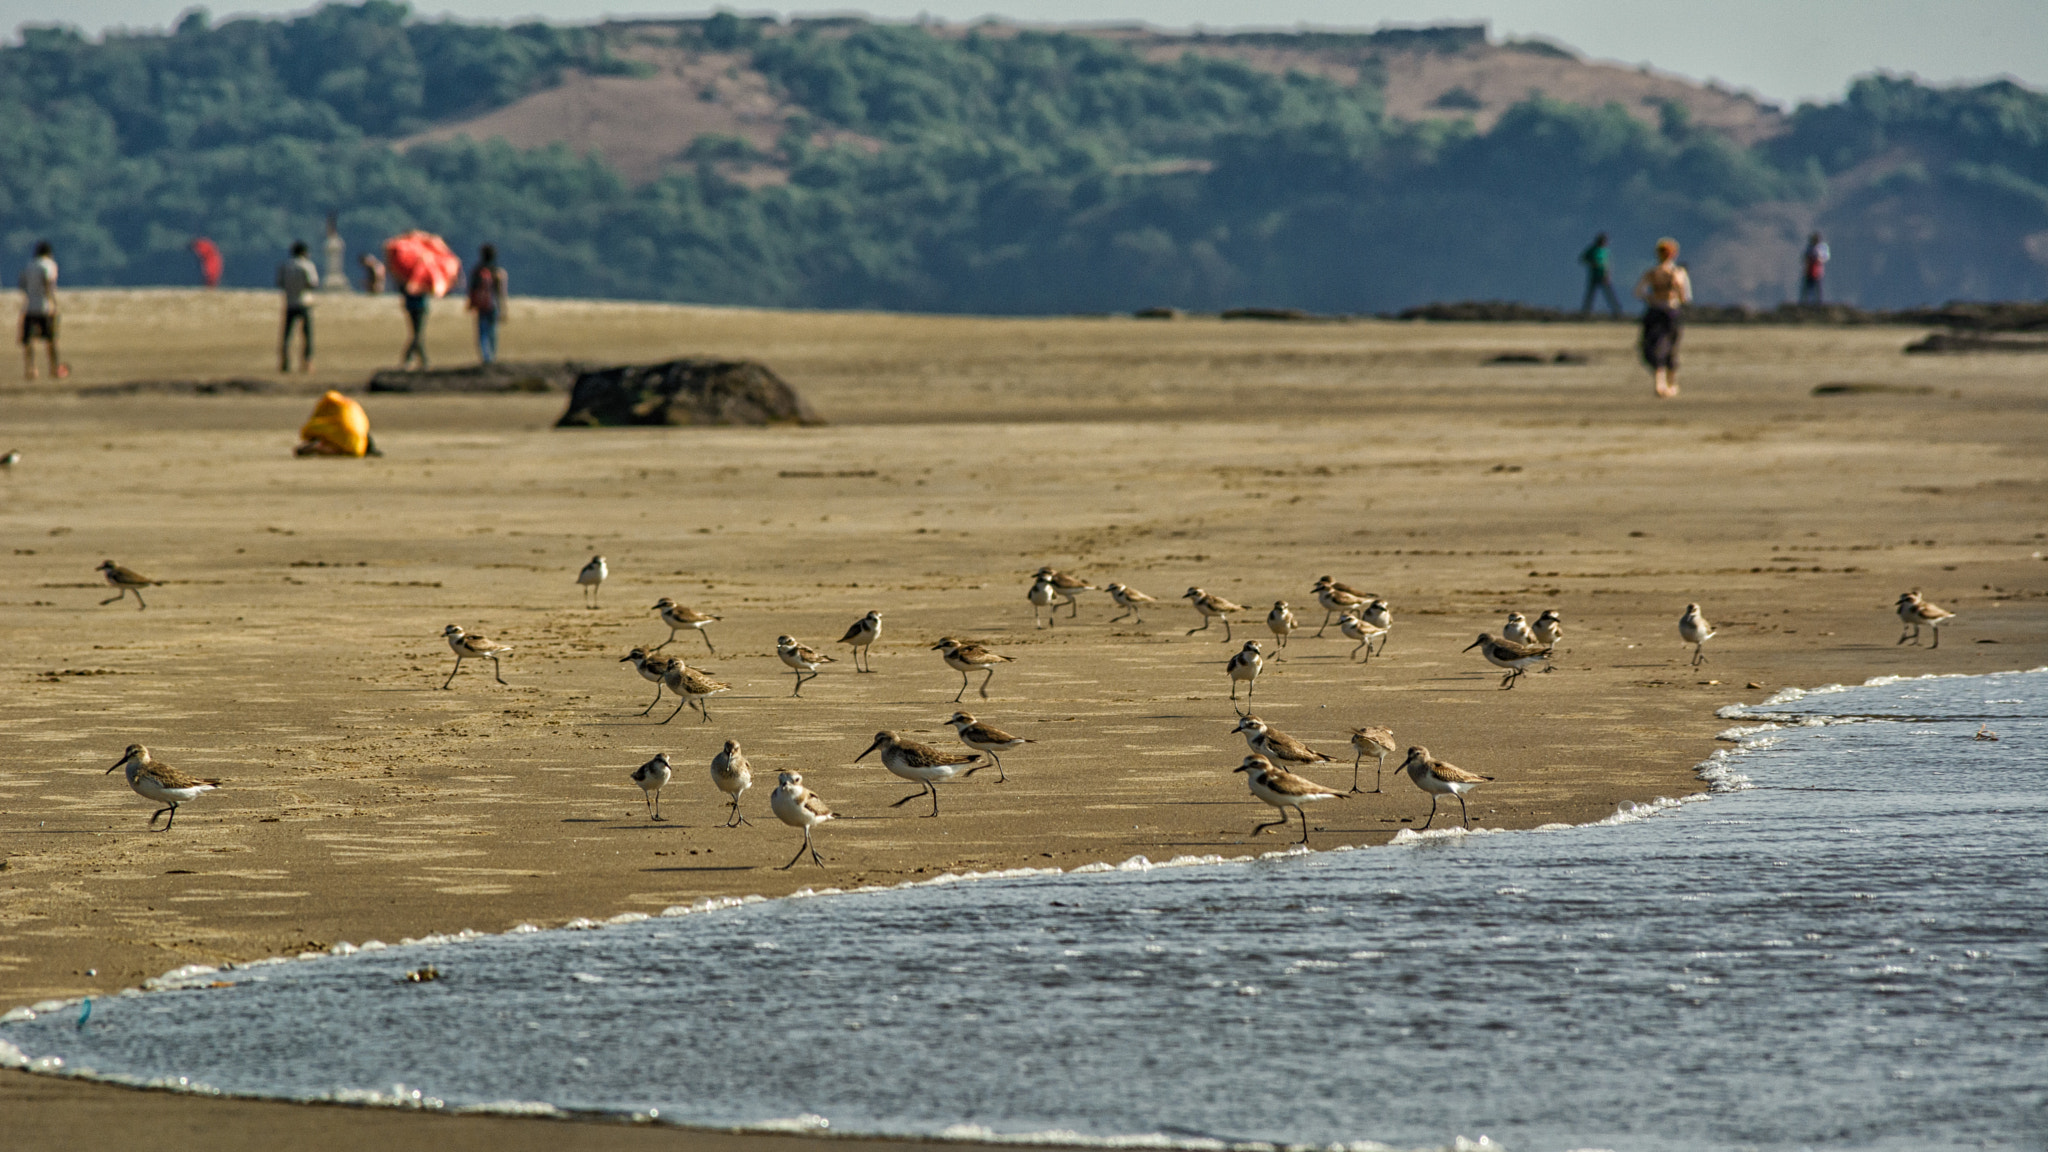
{"left": 577, "top": 555, "right": 607, "bottom": 608}
{"left": 711, "top": 739, "right": 752, "bottom": 826}
{"left": 96, "top": 561, "right": 156, "bottom": 609}
{"left": 771, "top": 772, "right": 834, "bottom": 869}
{"left": 1312, "top": 576, "right": 1370, "bottom": 637}
{"left": 1233, "top": 753, "right": 1343, "bottom": 845}
{"left": 1680, "top": 603, "right": 1715, "bottom": 666}
{"left": 946, "top": 712, "right": 1031, "bottom": 782}
{"left": 1533, "top": 609, "right": 1563, "bottom": 648}
{"left": 621, "top": 647, "right": 678, "bottom": 714}
{"left": 1361, "top": 599, "right": 1393, "bottom": 653}
{"left": 1395, "top": 745, "right": 1493, "bottom": 829}
{"left": 1266, "top": 601, "right": 1297, "bottom": 652}
{"left": 1034, "top": 567, "right": 1094, "bottom": 618}
{"left": 660, "top": 662, "right": 731, "bottom": 723}
{"left": 1105, "top": 582, "right": 1157, "bottom": 624}
{"left": 776, "top": 635, "right": 834, "bottom": 696}
{"left": 652, "top": 598, "right": 720, "bottom": 653}
{"left": 1028, "top": 573, "right": 1060, "bottom": 628}
{"left": 1463, "top": 632, "right": 1551, "bottom": 689}
{"left": 1226, "top": 640, "right": 1264, "bottom": 708}
{"left": 1184, "top": 587, "right": 1244, "bottom": 640}
{"left": 631, "top": 753, "right": 672, "bottom": 820}
{"left": 1339, "top": 613, "right": 1388, "bottom": 662}
{"left": 1233, "top": 715, "right": 1335, "bottom": 772}
{"left": 1503, "top": 612, "right": 1537, "bottom": 646}
{"left": 1349, "top": 726, "right": 1397, "bottom": 793}
{"left": 443, "top": 625, "right": 512, "bottom": 688}
{"left": 1896, "top": 591, "right": 1955, "bottom": 649}
{"left": 838, "top": 611, "right": 883, "bottom": 673}
{"left": 106, "top": 744, "right": 219, "bottom": 830}
{"left": 855, "top": 730, "right": 984, "bottom": 817}
{"left": 933, "top": 637, "right": 1013, "bottom": 702}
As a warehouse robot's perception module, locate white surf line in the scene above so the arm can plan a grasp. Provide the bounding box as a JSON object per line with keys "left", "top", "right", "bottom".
{"left": 7, "top": 667, "right": 2041, "bottom": 1127}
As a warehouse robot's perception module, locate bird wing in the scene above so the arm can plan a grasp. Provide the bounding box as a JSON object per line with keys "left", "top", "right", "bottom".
{"left": 1264, "top": 768, "right": 1341, "bottom": 797}
{"left": 965, "top": 723, "right": 1019, "bottom": 743}
{"left": 1266, "top": 731, "right": 1332, "bottom": 761}
{"left": 1493, "top": 636, "right": 1551, "bottom": 659}
{"left": 1210, "top": 596, "right": 1245, "bottom": 612}
{"left": 1428, "top": 761, "right": 1492, "bottom": 784}
{"left": 801, "top": 793, "right": 834, "bottom": 819}
{"left": 146, "top": 763, "right": 220, "bottom": 789}
{"left": 837, "top": 623, "right": 867, "bottom": 642}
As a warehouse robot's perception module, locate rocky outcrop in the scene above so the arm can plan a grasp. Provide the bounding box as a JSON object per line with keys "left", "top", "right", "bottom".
{"left": 367, "top": 361, "right": 588, "bottom": 393}
{"left": 555, "top": 359, "right": 822, "bottom": 427}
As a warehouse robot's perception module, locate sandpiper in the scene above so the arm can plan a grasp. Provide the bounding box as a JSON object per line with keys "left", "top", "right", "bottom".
{"left": 1028, "top": 573, "right": 1060, "bottom": 629}
{"left": 776, "top": 635, "right": 834, "bottom": 696}
{"left": 1226, "top": 640, "right": 1264, "bottom": 707}
{"left": 652, "top": 598, "right": 720, "bottom": 653}
{"left": 1232, "top": 715, "right": 1336, "bottom": 771}
{"left": 442, "top": 625, "right": 512, "bottom": 688}
{"left": 1348, "top": 725, "right": 1397, "bottom": 793}
{"left": 1338, "top": 612, "right": 1388, "bottom": 662}
{"left": 839, "top": 611, "right": 883, "bottom": 673}
{"left": 1312, "top": 576, "right": 1369, "bottom": 636}
{"left": 1462, "top": 631, "right": 1551, "bottom": 689}
{"left": 1232, "top": 753, "right": 1343, "bottom": 845}
{"left": 1680, "top": 603, "right": 1715, "bottom": 666}
{"left": 1532, "top": 609, "right": 1563, "bottom": 648}
{"left": 631, "top": 753, "right": 672, "bottom": 820}
{"left": 711, "top": 739, "right": 752, "bottom": 826}
{"left": 660, "top": 662, "right": 731, "bottom": 723}
{"left": 946, "top": 711, "right": 1032, "bottom": 783}
{"left": 96, "top": 560, "right": 156, "bottom": 610}
{"left": 1034, "top": 567, "right": 1094, "bottom": 618}
{"left": 770, "top": 772, "right": 834, "bottom": 869}
{"left": 0, "top": 450, "right": 17, "bottom": 468}
{"left": 1105, "top": 582, "right": 1158, "bottom": 624}
{"left": 1394, "top": 745, "right": 1494, "bottom": 829}
{"left": 1896, "top": 591, "right": 1955, "bottom": 649}
{"left": 933, "top": 637, "right": 1013, "bottom": 702}
{"left": 106, "top": 744, "right": 219, "bottom": 830}
{"left": 1503, "top": 612, "right": 1537, "bottom": 646}
{"left": 1361, "top": 599, "right": 1392, "bottom": 652}
{"left": 1183, "top": 587, "right": 1245, "bottom": 640}
{"left": 621, "top": 647, "right": 678, "bottom": 715}
{"left": 577, "top": 555, "right": 607, "bottom": 608}
{"left": 855, "top": 729, "right": 984, "bottom": 817}
{"left": 1266, "top": 601, "right": 1297, "bottom": 651}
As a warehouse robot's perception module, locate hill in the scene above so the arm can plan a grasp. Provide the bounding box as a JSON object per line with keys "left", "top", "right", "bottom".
{"left": 2, "top": 3, "right": 2044, "bottom": 312}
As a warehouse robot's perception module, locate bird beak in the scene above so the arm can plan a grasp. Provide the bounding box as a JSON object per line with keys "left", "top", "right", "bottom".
{"left": 105, "top": 757, "right": 124, "bottom": 774}
{"left": 855, "top": 737, "right": 882, "bottom": 762}
{"left": 1462, "top": 639, "right": 1481, "bottom": 652}
{"left": 619, "top": 654, "right": 634, "bottom": 662}
{"left": 1233, "top": 763, "right": 1250, "bottom": 773}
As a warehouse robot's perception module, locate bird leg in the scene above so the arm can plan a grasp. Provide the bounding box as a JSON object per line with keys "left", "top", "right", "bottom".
{"left": 100, "top": 591, "right": 124, "bottom": 605}
{"left": 988, "top": 752, "right": 1006, "bottom": 783}
{"left": 1374, "top": 752, "right": 1387, "bottom": 793}
{"left": 698, "top": 630, "right": 716, "bottom": 655}
{"left": 954, "top": 673, "right": 969, "bottom": 704}
{"left": 1456, "top": 792, "right": 1471, "bottom": 827}
{"left": 1692, "top": 645, "right": 1707, "bottom": 667}
{"left": 661, "top": 698, "right": 690, "bottom": 724}
{"left": 726, "top": 797, "right": 750, "bottom": 827}
{"left": 1315, "top": 611, "right": 1332, "bottom": 637}
{"left": 1421, "top": 795, "right": 1440, "bottom": 830}
{"left": 1187, "top": 616, "right": 1212, "bottom": 636}
{"left": 697, "top": 697, "right": 712, "bottom": 722}
{"left": 780, "top": 834, "right": 814, "bottom": 870}
{"left": 791, "top": 670, "right": 805, "bottom": 697}
{"left": 1250, "top": 812, "right": 1288, "bottom": 836}
{"left": 1221, "top": 619, "right": 1233, "bottom": 642}
{"left": 1351, "top": 753, "right": 1364, "bottom": 794}
{"left": 1931, "top": 627, "right": 1941, "bottom": 650}
{"left": 978, "top": 668, "right": 996, "bottom": 699}
{"left": 654, "top": 630, "right": 675, "bottom": 650}
{"left": 640, "top": 684, "right": 664, "bottom": 716}
{"left": 889, "top": 784, "right": 932, "bottom": 810}
{"left": 1294, "top": 807, "right": 1311, "bottom": 845}
{"left": 132, "top": 589, "right": 148, "bottom": 610}
{"left": 149, "top": 804, "right": 176, "bottom": 829}
{"left": 490, "top": 656, "right": 507, "bottom": 685}
{"left": 442, "top": 656, "right": 463, "bottom": 690}
{"left": 1351, "top": 640, "right": 1368, "bottom": 661}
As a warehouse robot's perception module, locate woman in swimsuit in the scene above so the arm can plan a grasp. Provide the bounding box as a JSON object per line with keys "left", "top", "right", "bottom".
{"left": 1634, "top": 238, "right": 1693, "bottom": 399}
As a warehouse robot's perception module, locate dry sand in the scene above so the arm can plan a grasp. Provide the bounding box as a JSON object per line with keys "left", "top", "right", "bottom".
{"left": 3, "top": 289, "right": 2045, "bottom": 1147}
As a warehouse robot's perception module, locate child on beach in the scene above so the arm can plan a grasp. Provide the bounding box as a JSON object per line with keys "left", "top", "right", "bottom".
{"left": 1634, "top": 238, "right": 1692, "bottom": 399}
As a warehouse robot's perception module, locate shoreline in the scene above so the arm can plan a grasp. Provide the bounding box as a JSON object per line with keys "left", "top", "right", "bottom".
{"left": 2, "top": 294, "right": 2044, "bottom": 1149}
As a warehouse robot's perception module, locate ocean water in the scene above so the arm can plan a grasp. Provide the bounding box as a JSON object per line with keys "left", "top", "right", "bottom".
{"left": 4, "top": 671, "right": 2045, "bottom": 1152}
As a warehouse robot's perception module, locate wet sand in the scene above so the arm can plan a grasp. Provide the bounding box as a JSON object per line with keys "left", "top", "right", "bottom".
{"left": 3, "top": 290, "right": 2045, "bottom": 1146}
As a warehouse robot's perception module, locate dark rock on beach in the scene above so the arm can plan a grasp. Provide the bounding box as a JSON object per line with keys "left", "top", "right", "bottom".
{"left": 78, "top": 378, "right": 282, "bottom": 396}
{"left": 1903, "top": 332, "right": 2048, "bottom": 354}
{"left": 366, "top": 361, "right": 588, "bottom": 393}
{"left": 556, "top": 359, "right": 823, "bottom": 428}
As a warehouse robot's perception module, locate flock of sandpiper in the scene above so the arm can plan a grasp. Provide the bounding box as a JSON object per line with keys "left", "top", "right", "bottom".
{"left": 89, "top": 555, "right": 1958, "bottom": 867}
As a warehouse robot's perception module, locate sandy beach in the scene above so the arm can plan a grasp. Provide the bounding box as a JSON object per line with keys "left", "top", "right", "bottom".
{"left": 3, "top": 289, "right": 2045, "bottom": 1147}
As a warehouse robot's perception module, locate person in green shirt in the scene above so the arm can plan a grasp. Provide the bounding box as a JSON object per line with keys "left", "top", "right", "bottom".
{"left": 1579, "top": 232, "right": 1621, "bottom": 318}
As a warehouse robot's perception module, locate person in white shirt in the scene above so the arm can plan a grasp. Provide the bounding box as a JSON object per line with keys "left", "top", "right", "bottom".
{"left": 19, "top": 240, "right": 60, "bottom": 380}
{"left": 276, "top": 240, "right": 320, "bottom": 372}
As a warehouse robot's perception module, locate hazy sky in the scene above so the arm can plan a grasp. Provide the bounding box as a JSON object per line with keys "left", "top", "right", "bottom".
{"left": 6, "top": 0, "right": 2043, "bottom": 107}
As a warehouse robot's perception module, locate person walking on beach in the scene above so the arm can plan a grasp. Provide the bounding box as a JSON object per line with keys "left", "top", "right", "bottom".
{"left": 399, "top": 285, "right": 430, "bottom": 370}
{"left": 1634, "top": 237, "right": 1692, "bottom": 399}
{"left": 18, "top": 240, "right": 62, "bottom": 380}
{"left": 1578, "top": 232, "right": 1621, "bottom": 317}
{"left": 276, "top": 240, "right": 319, "bottom": 373}
{"left": 466, "top": 244, "right": 509, "bottom": 365}
{"left": 1799, "top": 231, "right": 1830, "bottom": 305}
{"left": 359, "top": 252, "right": 386, "bottom": 294}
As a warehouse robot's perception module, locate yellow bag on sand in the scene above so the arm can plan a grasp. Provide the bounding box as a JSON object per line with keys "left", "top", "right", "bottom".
{"left": 297, "top": 391, "right": 373, "bottom": 457}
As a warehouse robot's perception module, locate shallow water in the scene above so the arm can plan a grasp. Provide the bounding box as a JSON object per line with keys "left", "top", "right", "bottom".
{"left": 5, "top": 672, "right": 2045, "bottom": 1152}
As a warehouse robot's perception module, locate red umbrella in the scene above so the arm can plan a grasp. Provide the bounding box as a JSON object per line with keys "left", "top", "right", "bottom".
{"left": 382, "top": 230, "right": 462, "bottom": 298}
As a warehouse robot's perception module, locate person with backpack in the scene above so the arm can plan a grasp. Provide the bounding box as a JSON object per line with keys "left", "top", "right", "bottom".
{"left": 467, "top": 244, "right": 509, "bottom": 365}
{"left": 1578, "top": 232, "right": 1621, "bottom": 318}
